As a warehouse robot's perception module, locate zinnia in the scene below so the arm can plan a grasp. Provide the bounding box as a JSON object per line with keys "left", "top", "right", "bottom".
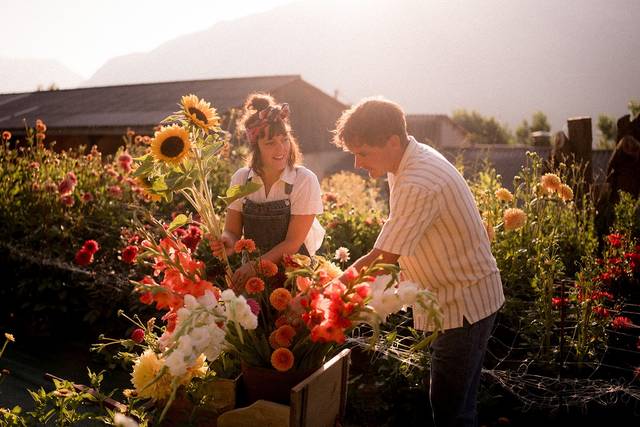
{"left": 541, "top": 173, "right": 561, "bottom": 193}
{"left": 234, "top": 238, "right": 256, "bottom": 254}
{"left": 270, "top": 347, "right": 294, "bottom": 372}
{"left": 75, "top": 248, "right": 94, "bottom": 266}
{"left": 83, "top": 240, "right": 100, "bottom": 254}
{"left": 245, "top": 277, "right": 265, "bottom": 294}
{"left": 494, "top": 188, "right": 513, "bottom": 202}
{"left": 270, "top": 288, "right": 292, "bottom": 311}
{"left": 259, "top": 259, "right": 278, "bottom": 277}
{"left": 503, "top": 208, "right": 526, "bottom": 231}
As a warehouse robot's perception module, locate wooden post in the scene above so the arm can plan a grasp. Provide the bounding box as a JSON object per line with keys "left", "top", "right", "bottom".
{"left": 567, "top": 117, "right": 593, "bottom": 184}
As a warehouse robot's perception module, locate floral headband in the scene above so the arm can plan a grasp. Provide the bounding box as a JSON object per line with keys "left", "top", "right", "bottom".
{"left": 245, "top": 103, "right": 290, "bottom": 144}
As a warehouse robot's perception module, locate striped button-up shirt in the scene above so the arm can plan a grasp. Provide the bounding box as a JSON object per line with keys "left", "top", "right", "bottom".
{"left": 374, "top": 136, "right": 504, "bottom": 331}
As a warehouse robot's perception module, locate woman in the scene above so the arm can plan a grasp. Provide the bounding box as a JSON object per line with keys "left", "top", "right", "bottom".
{"left": 212, "top": 93, "right": 324, "bottom": 287}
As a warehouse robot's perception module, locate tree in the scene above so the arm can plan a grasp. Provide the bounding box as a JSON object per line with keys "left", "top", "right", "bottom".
{"left": 530, "top": 111, "right": 551, "bottom": 132}
{"left": 596, "top": 114, "right": 617, "bottom": 149}
{"left": 452, "top": 109, "right": 513, "bottom": 145}
{"left": 514, "top": 111, "right": 550, "bottom": 145}
{"left": 515, "top": 119, "right": 530, "bottom": 145}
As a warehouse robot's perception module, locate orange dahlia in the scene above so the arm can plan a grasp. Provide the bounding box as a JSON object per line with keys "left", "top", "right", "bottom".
{"left": 269, "top": 288, "right": 292, "bottom": 311}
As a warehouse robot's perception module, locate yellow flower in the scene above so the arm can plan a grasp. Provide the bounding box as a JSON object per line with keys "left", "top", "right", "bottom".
{"left": 494, "top": 188, "right": 513, "bottom": 202}
{"left": 540, "top": 173, "right": 561, "bottom": 193}
{"left": 558, "top": 184, "right": 574, "bottom": 202}
{"left": 317, "top": 258, "right": 342, "bottom": 280}
{"left": 4, "top": 333, "right": 15, "bottom": 342}
{"left": 131, "top": 350, "right": 172, "bottom": 401}
{"left": 135, "top": 176, "right": 162, "bottom": 202}
{"left": 503, "top": 208, "right": 527, "bottom": 231}
{"left": 150, "top": 125, "right": 191, "bottom": 165}
{"left": 181, "top": 94, "right": 219, "bottom": 130}
{"left": 181, "top": 354, "right": 208, "bottom": 384}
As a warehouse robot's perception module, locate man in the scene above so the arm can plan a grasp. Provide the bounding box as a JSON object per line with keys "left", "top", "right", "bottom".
{"left": 332, "top": 97, "right": 504, "bottom": 427}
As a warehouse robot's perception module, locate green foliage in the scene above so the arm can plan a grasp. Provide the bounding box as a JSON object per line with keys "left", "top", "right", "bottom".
{"left": 319, "top": 172, "right": 387, "bottom": 261}
{"left": 452, "top": 109, "right": 513, "bottom": 145}
{"left": 596, "top": 114, "right": 617, "bottom": 149}
{"left": 515, "top": 111, "right": 551, "bottom": 145}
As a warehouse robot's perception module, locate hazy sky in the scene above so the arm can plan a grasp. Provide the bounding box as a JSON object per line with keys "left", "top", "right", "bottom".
{"left": 1, "top": 0, "right": 297, "bottom": 78}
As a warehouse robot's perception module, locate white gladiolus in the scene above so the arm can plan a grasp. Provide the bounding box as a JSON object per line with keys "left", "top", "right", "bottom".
{"left": 368, "top": 275, "right": 424, "bottom": 322}
{"left": 165, "top": 349, "right": 188, "bottom": 376}
{"left": 114, "top": 412, "right": 139, "bottom": 427}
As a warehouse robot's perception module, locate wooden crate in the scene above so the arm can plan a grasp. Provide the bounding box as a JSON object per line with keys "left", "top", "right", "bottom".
{"left": 289, "top": 348, "right": 351, "bottom": 427}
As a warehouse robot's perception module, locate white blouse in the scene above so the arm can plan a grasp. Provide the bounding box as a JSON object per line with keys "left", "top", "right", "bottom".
{"left": 227, "top": 166, "right": 325, "bottom": 255}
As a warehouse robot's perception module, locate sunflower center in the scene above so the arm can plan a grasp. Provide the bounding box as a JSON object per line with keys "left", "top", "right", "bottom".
{"left": 160, "top": 136, "right": 185, "bottom": 158}
{"left": 188, "top": 107, "right": 208, "bottom": 124}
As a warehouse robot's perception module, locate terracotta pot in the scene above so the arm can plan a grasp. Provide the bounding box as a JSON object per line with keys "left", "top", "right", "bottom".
{"left": 240, "top": 362, "right": 314, "bottom": 405}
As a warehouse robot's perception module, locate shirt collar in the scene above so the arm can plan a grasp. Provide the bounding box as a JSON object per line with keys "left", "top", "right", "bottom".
{"left": 393, "top": 135, "right": 419, "bottom": 178}
{"left": 247, "top": 166, "right": 296, "bottom": 184}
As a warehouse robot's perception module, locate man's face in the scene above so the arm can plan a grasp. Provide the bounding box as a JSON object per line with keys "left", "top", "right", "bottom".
{"left": 348, "top": 139, "right": 393, "bottom": 179}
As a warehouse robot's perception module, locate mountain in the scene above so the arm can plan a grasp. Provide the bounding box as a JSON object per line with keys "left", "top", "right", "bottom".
{"left": 40, "top": 0, "right": 640, "bottom": 130}
{"left": 0, "top": 57, "right": 84, "bottom": 93}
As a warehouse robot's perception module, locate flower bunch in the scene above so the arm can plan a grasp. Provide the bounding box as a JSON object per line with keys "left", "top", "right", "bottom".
{"left": 132, "top": 95, "right": 261, "bottom": 285}
{"left": 219, "top": 243, "right": 442, "bottom": 373}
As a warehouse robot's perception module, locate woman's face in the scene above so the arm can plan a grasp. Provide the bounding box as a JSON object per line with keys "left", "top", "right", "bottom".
{"left": 257, "top": 133, "right": 290, "bottom": 172}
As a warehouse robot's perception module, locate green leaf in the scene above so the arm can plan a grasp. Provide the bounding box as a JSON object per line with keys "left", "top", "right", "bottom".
{"left": 132, "top": 154, "right": 155, "bottom": 178}
{"left": 220, "top": 181, "right": 262, "bottom": 205}
{"left": 168, "top": 214, "right": 189, "bottom": 232}
{"left": 151, "top": 176, "right": 167, "bottom": 192}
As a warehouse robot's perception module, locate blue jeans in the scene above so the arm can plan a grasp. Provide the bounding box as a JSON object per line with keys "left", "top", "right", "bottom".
{"left": 429, "top": 312, "right": 496, "bottom": 427}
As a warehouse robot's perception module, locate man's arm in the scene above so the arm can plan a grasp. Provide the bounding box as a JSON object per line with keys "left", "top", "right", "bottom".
{"left": 340, "top": 247, "right": 399, "bottom": 282}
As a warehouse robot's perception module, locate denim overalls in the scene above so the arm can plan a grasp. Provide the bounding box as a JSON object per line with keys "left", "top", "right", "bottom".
{"left": 242, "top": 170, "right": 308, "bottom": 256}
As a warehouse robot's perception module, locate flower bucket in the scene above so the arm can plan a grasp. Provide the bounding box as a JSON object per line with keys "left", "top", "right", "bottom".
{"left": 162, "top": 377, "right": 239, "bottom": 426}
{"left": 240, "top": 362, "right": 315, "bottom": 405}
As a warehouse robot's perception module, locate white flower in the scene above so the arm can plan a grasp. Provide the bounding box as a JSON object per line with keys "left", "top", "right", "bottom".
{"left": 397, "top": 281, "right": 419, "bottom": 305}
{"left": 189, "top": 326, "right": 210, "bottom": 350}
{"left": 198, "top": 290, "right": 218, "bottom": 309}
{"left": 334, "top": 247, "right": 351, "bottom": 263}
{"left": 183, "top": 294, "right": 198, "bottom": 310}
{"left": 114, "top": 413, "right": 139, "bottom": 427}
{"left": 165, "top": 349, "right": 188, "bottom": 377}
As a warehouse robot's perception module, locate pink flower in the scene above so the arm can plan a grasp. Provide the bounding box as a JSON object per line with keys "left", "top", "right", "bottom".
{"left": 108, "top": 185, "right": 123, "bottom": 198}
{"left": 246, "top": 298, "right": 261, "bottom": 316}
{"left": 60, "top": 194, "right": 75, "bottom": 207}
{"left": 81, "top": 192, "right": 94, "bottom": 203}
{"left": 131, "top": 328, "right": 145, "bottom": 343}
{"left": 118, "top": 153, "right": 133, "bottom": 173}
{"left": 58, "top": 178, "right": 75, "bottom": 195}
{"left": 551, "top": 297, "right": 569, "bottom": 308}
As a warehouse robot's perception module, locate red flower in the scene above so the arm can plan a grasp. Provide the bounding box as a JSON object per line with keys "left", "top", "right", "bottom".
{"left": 131, "top": 328, "right": 145, "bottom": 343}
{"left": 60, "top": 194, "right": 75, "bottom": 207}
{"left": 1, "top": 131, "right": 11, "bottom": 140}
{"left": 611, "top": 316, "right": 633, "bottom": 329}
{"left": 181, "top": 225, "right": 201, "bottom": 252}
{"left": 607, "top": 233, "right": 623, "bottom": 248}
{"left": 82, "top": 240, "right": 100, "bottom": 254}
{"left": 122, "top": 245, "right": 139, "bottom": 264}
{"left": 592, "top": 306, "right": 609, "bottom": 318}
{"left": 551, "top": 297, "right": 569, "bottom": 309}
{"left": 139, "top": 292, "right": 153, "bottom": 305}
{"left": 74, "top": 249, "right": 93, "bottom": 266}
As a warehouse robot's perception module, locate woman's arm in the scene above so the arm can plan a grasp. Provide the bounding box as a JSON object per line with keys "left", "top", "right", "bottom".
{"left": 211, "top": 208, "right": 243, "bottom": 257}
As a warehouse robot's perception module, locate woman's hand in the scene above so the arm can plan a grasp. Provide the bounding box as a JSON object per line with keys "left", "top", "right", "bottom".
{"left": 209, "top": 234, "right": 235, "bottom": 258}
{"left": 232, "top": 262, "right": 257, "bottom": 290}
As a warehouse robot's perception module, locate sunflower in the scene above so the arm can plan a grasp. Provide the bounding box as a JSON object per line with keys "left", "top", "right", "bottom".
{"left": 150, "top": 125, "right": 191, "bottom": 165}
{"left": 181, "top": 94, "right": 219, "bottom": 130}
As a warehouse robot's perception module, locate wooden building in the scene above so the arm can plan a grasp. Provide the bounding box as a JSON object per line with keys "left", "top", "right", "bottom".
{"left": 0, "top": 76, "right": 470, "bottom": 179}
